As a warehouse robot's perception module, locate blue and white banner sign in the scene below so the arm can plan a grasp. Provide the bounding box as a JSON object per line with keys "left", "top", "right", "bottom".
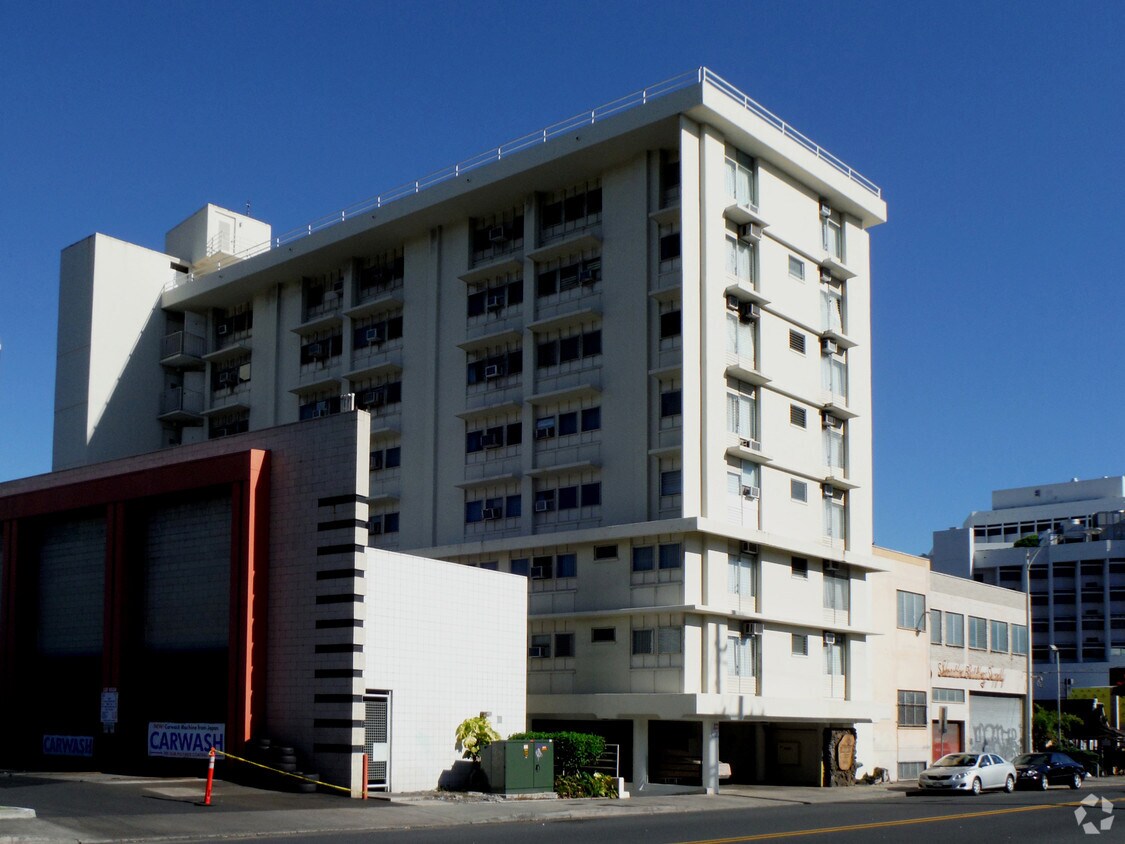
{"left": 147, "top": 722, "right": 225, "bottom": 759}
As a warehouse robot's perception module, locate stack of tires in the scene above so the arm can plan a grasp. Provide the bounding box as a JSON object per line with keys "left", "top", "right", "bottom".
{"left": 241, "top": 738, "right": 318, "bottom": 793}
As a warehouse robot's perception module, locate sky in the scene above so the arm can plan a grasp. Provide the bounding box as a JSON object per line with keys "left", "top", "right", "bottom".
{"left": 0, "top": 0, "right": 1122, "bottom": 555}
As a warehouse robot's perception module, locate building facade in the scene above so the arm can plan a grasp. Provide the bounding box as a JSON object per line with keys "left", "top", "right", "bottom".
{"left": 1, "top": 411, "right": 527, "bottom": 793}
{"left": 931, "top": 477, "right": 1125, "bottom": 707}
{"left": 866, "top": 547, "right": 1028, "bottom": 781}
{"left": 47, "top": 69, "right": 888, "bottom": 789}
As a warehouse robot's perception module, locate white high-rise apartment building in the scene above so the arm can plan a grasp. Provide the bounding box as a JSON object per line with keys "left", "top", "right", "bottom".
{"left": 53, "top": 69, "right": 887, "bottom": 788}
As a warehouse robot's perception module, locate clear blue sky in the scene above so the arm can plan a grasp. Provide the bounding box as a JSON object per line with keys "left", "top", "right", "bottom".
{"left": 1, "top": 1, "right": 1121, "bottom": 555}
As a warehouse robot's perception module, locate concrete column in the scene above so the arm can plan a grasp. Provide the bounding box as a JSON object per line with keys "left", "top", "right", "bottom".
{"left": 701, "top": 718, "right": 720, "bottom": 794}
{"left": 632, "top": 718, "right": 649, "bottom": 789}
{"left": 754, "top": 722, "right": 766, "bottom": 781}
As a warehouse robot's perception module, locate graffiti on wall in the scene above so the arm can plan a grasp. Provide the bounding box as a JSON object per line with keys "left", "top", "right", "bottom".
{"left": 970, "top": 720, "right": 1021, "bottom": 760}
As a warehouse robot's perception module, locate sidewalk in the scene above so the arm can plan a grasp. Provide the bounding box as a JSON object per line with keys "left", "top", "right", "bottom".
{"left": 0, "top": 772, "right": 908, "bottom": 843}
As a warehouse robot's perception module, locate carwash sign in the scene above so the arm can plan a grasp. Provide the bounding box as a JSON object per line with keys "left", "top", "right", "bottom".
{"left": 43, "top": 735, "right": 94, "bottom": 757}
{"left": 147, "top": 722, "right": 225, "bottom": 759}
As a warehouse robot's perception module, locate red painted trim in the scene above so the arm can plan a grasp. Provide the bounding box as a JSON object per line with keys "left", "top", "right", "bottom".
{"left": 0, "top": 452, "right": 256, "bottom": 521}
{"left": 248, "top": 451, "right": 270, "bottom": 741}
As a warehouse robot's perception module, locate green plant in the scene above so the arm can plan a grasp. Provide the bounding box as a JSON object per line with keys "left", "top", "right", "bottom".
{"left": 455, "top": 715, "right": 501, "bottom": 761}
{"left": 554, "top": 771, "right": 618, "bottom": 798}
{"left": 508, "top": 730, "right": 606, "bottom": 774}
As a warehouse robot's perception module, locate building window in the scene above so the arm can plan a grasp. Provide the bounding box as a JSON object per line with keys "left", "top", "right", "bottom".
{"left": 299, "top": 332, "right": 343, "bottom": 366}
{"left": 946, "top": 612, "right": 965, "bottom": 647}
{"left": 897, "top": 591, "right": 926, "bottom": 630}
{"left": 368, "top": 512, "right": 399, "bottom": 536}
{"left": 824, "top": 635, "right": 845, "bottom": 676}
{"left": 791, "top": 480, "right": 807, "bottom": 503}
{"left": 660, "top": 469, "right": 682, "bottom": 497}
{"left": 530, "top": 634, "right": 551, "bottom": 658}
{"left": 660, "top": 389, "right": 682, "bottom": 418}
{"left": 822, "top": 211, "right": 844, "bottom": 261}
{"left": 468, "top": 275, "right": 523, "bottom": 316}
{"left": 990, "top": 620, "right": 1009, "bottom": 653}
{"left": 789, "top": 330, "right": 806, "bottom": 354}
{"left": 632, "top": 546, "right": 654, "bottom": 572}
{"left": 727, "top": 634, "right": 757, "bottom": 677}
{"left": 593, "top": 545, "right": 618, "bottom": 560}
{"left": 540, "top": 182, "right": 602, "bottom": 240}
{"left": 510, "top": 558, "right": 529, "bottom": 577}
{"left": 470, "top": 211, "right": 524, "bottom": 265}
{"left": 659, "top": 308, "right": 682, "bottom": 340}
{"left": 466, "top": 422, "right": 522, "bottom": 454}
{"left": 658, "top": 224, "right": 681, "bottom": 272}
{"left": 968, "top": 616, "right": 988, "bottom": 650}
{"left": 930, "top": 609, "right": 943, "bottom": 645}
{"left": 354, "top": 379, "right": 403, "bottom": 412}
{"left": 898, "top": 762, "right": 926, "bottom": 780}
{"left": 788, "top": 255, "right": 805, "bottom": 280}
{"left": 726, "top": 384, "right": 758, "bottom": 440}
{"left": 725, "top": 221, "right": 754, "bottom": 282}
{"left": 790, "top": 405, "right": 807, "bottom": 428}
{"left": 824, "top": 489, "right": 846, "bottom": 541}
{"left": 658, "top": 626, "right": 683, "bottom": 654}
{"left": 536, "top": 256, "right": 601, "bottom": 297}
{"left": 728, "top": 554, "right": 756, "bottom": 598}
{"left": 353, "top": 313, "right": 403, "bottom": 349}
{"left": 467, "top": 348, "right": 522, "bottom": 385}
{"left": 632, "top": 628, "right": 654, "bottom": 655}
{"left": 898, "top": 690, "right": 927, "bottom": 727}
{"left": 791, "top": 633, "right": 808, "bottom": 656}
{"left": 554, "top": 632, "right": 575, "bottom": 658}
{"left": 591, "top": 627, "right": 616, "bottom": 643}
{"left": 791, "top": 556, "right": 808, "bottom": 578}
{"left": 464, "top": 494, "right": 521, "bottom": 524}
{"left": 823, "top": 568, "right": 849, "bottom": 613}
{"left": 658, "top": 543, "right": 683, "bottom": 570}
{"left": 369, "top": 445, "right": 402, "bottom": 471}
{"left": 1013, "top": 623, "right": 1029, "bottom": 656}
{"left": 357, "top": 249, "right": 404, "bottom": 300}
{"left": 933, "top": 687, "right": 966, "bottom": 704}
{"left": 536, "top": 329, "right": 602, "bottom": 369}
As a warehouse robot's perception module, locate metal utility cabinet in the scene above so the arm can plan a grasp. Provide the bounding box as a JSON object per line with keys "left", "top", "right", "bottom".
{"left": 480, "top": 739, "right": 554, "bottom": 794}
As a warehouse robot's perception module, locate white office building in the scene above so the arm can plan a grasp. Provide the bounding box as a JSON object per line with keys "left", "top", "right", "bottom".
{"left": 931, "top": 477, "right": 1125, "bottom": 708}
{"left": 49, "top": 68, "right": 888, "bottom": 788}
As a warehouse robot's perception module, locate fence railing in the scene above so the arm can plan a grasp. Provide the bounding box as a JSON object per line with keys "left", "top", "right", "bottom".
{"left": 172, "top": 67, "right": 879, "bottom": 288}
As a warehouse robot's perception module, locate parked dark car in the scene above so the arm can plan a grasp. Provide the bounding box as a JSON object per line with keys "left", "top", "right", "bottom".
{"left": 1012, "top": 752, "right": 1086, "bottom": 790}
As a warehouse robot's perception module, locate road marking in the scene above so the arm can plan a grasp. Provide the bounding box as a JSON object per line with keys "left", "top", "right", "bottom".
{"left": 681, "top": 797, "right": 1125, "bottom": 843}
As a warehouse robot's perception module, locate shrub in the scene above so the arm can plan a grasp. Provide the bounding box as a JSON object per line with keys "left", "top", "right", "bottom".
{"left": 455, "top": 715, "right": 501, "bottom": 761}
{"left": 554, "top": 771, "right": 618, "bottom": 799}
{"left": 508, "top": 731, "right": 606, "bottom": 774}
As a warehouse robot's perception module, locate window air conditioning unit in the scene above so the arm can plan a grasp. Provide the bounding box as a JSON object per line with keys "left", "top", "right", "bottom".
{"left": 312, "top": 402, "right": 330, "bottom": 419}
{"left": 528, "top": 645, "right": 548, "bottom": 657}
{"left": 534, "top": 499, "right": 553, "bottom": 513}
{"left": 339, "top": 393, "right": 355, "bottom": 412}
{"left": 218, "top": 371, "right": 233, "bottom": 386}
{"left": 488, "top": 225, "right": 508, "bottom": 244}
{"left": 819, "top": 200, "right": 832, "bottom": 218}
{"left": 307, "top": 342, "right": 324, "bottom": 359}
{"left": 740, "top": 541, "right": 759, "bottom": 555}
{"left": 369, "top": 452, "right": 383, "bottom": 471}
{"left": 741, "top": 621, "right": 764, "bottom": 636}
{"left": 534, "top": 426, "right": 554, "bottom": 440}
{"left": 821, "top": 338, "right": 839, "bottom": 356}
{"left": 369, "top": 521, "right": 383, "bottom": 536}
{"left": 484, "top": 364, "right": 502, "bottom": 379}
{"left": 824, "top": 560, "right": 841, "bottom": 573}
{"left": 742, "top": 485, "right": 761, "bottom": 500}
{"left": 822, "top": 413, "right": 843, "bottom": 430}
{"left": 738, "top": 222, "right": 763, "bottom": 242}
{"left": 726, "top": 294, "right": 742, "bottom": 312}
{"left": 483, "top": 432, "right": 503, "bottom": 449}
{"left": 332, "top": 277, "right": 344, "bottom": 294}
{"left": 482, "top": 507, "right": 502, "bottom": 520}
{"left": 739, "top": 302, "right": 760, "bottom": 323}
{"left": 578, "top": 268, "right": 595, "bottom": 284}
{"left": 823, "top": 485, "right": 838, "bottom": 499}
{"left": 365, "top": 328, "right": 383, "bottom": 344}
{"left": 359, "top": 389, "right": 377, "bottom": 406}
{"left": 217, "top": 323, "right": 229, "bottom": 336}
{"left": 369, "top": 389, "right": 387, "bottom": 408}
{"left": 530, "top": 564, "right": 547, "bottom": 578}
{"left": 823, "top": 632, "right": 836, "bottom": 644}
{"left": 820, "top": 267, "right": 834, "bottom": 284}
{"left": 486, "top": 293, "right": 504, "bottom": 310}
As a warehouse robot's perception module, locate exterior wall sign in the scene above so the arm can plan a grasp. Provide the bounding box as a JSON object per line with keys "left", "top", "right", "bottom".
{"left": 42, "top": 735, "right": 94, "bottom": 757}
{"left": 936, "top": 662, "right": 1004, "bottom": 687}
{"left": 147, "top": 722, "right": 225, "bottom": 758}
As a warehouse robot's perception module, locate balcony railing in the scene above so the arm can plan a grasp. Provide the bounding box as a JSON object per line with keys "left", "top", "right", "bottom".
{"left": 167, "top": 68, "right": 880, "bottom": 289}
{"left": 161, "top": 330, "right": 205, "bottom": 363}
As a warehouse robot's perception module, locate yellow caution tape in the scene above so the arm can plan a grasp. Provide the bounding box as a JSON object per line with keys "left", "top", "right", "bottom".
{"left": 213, "top": 748, "right": 352, "bottom": 794}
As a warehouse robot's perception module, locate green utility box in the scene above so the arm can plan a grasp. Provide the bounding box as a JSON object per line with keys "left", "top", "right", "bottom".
{"left": 479, "top": 739, "right": 554, "bottom": 794}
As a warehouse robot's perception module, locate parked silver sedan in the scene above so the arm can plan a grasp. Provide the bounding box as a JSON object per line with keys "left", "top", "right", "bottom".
{"left": 917, "top": 752, "right": 1017, "bottom": 795}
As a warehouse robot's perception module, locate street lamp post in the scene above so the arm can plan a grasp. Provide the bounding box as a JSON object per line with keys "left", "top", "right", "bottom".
{"left": 1024, "top": 549, "right": 1036, "bottom": 753}
{"left": 1050, "top": 644, "right": 1061, "bottom": 747}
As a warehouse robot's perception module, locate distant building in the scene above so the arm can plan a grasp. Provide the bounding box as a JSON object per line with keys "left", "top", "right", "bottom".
{"left": 866, "top": 547, "right": 1028, "bottom": 781}
{"left": 930, "top": 477, "right": 1125, "bottom": 709}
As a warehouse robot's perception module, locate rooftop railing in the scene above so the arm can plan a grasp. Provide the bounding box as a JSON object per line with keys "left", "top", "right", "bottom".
{"left": 174, "top": 68, "right": 880, "bottom": 286}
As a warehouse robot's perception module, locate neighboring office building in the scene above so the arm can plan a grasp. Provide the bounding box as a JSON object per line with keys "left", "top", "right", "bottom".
{"left": 0, "top": 412, "right": 527, "bottom": 794}
{"left": 866, "top": 547, "right": 1028, "bottom": 781}
{"left": 931, "top": 477, "right": 1125, "bottom": 709}
{"left": 47, "top": 68, "right": 887, "bottom": 789}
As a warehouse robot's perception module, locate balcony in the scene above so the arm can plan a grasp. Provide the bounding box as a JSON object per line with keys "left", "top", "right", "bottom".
{"left": 158, "top": 387, "right": 204, "bottom": 424}
{"left": 160, "top": 331, "right": 206, "bottom": 369}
